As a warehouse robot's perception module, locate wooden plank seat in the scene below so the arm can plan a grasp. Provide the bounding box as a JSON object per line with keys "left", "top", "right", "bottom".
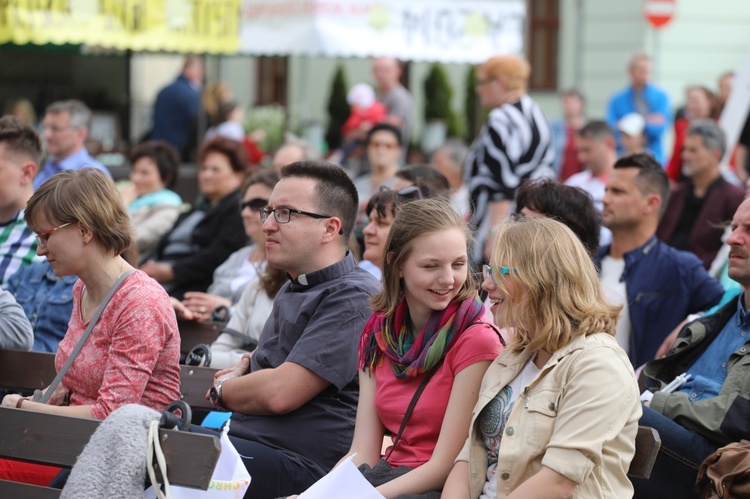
{"left": 0, "top": 349, "right": 221, "bottom": 412}
{"left": 0, "top": 406, "right": 221, "bottom": 498}
{"left": 0, "top": 350, "right": 659, "bottom": 480}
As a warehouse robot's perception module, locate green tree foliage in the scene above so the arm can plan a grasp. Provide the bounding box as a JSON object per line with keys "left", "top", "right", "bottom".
{"left": 447, "top": 110, "right": 465, "bottom": 139}
{"left": 465, "top": 65, "right": 479, "bottom": 142}
{"left": 325, "top": 65, "right": 349, "bottom": 151}
{"left": 423, "top": 63, "right": 452, "bottom": 121}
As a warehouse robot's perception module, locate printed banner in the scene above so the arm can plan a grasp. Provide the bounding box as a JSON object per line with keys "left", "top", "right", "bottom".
{"left": 0, "top": 0, "right": 241, "bottom": 54}
{"left": 240, "top": 0, "right": 525, "bottom": 63}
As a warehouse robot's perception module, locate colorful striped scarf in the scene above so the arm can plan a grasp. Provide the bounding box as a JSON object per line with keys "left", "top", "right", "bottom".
{"left": 358, "top": 296, "right": 485, "bottom": 378}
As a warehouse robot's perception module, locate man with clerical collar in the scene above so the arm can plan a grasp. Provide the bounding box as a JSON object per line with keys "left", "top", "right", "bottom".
{"left": 202, "top": 161, "right": 380, "bottom": 499}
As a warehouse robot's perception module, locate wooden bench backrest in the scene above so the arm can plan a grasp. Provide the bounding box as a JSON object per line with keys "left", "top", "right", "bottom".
{"left": 179, "top": 365, "right": 223, "bottom": 411}
{"left": 0, "top": 350, "right": 659, "bottom": 479}
{"left": 0, "top": 349, "right": 220, "bottom": 411}
{"left": 0, "top": 348, "right": 53, "bottom": 391}
{"left": 0, "top": 406, "right": 221, "bottom": 496}
{"left": 178, "top": 319, "right": 225, "bottom": 354}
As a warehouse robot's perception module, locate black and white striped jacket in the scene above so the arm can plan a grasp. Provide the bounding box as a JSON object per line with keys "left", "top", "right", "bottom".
{"left": 465, "top": 95, "right": 555, "bottom": 263}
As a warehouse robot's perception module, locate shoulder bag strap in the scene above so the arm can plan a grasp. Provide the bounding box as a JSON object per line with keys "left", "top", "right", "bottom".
{"left": 385, "top": 361, "right": 443, "bottom": 461}
{"left": 384, "top": 319, "right": 503, "bottom": 460}
{"left": 33, "top": 269, "right": 136, "bottom": 404}
{"left": 474, "top": 320, "right": 507, "bottom": 347}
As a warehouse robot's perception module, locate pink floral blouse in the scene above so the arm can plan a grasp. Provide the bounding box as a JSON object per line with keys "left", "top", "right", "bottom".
{"left": 55, "top": 270, "right": 181, "bottom": 419}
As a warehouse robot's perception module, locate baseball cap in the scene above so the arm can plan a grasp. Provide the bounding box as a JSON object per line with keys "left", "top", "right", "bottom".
{"left": 617, "top": 113, "right": 646, "bottom": 137}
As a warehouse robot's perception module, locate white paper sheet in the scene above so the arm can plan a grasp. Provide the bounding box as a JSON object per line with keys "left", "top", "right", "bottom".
{"left": 298, "top": 455, "right": 385, "bottom": 499}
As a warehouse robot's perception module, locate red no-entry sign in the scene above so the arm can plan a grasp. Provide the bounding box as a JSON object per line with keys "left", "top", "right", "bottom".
{"left": 644, "top": 0, "right": 676, "bottom": 28}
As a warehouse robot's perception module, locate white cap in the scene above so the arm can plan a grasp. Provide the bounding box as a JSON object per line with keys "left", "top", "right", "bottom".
{"left": 347, "top": 83, "right": 376, "bottom": 108}
{"left": 617, "top": 113, "right": 646, "bottom": 137}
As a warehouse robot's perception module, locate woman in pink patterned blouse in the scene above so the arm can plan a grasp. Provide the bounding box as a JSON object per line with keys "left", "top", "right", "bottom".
{"left": 0, "top": 168, "right": 181, "bottom": 485}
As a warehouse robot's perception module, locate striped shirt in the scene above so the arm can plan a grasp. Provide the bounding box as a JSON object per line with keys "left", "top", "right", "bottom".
{"left": 465, "top": 95, "right": 555, "bottom": 263}
{"left": 0, "top": 209, "right": 41, "bottom": 286}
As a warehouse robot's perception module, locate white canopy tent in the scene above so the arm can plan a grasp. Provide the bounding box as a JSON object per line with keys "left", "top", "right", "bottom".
{"left": 240, "top": 0, "right": 525, "bottom": 63}
{"left": 238, "top": 0, "right": 526, "bottom": 138}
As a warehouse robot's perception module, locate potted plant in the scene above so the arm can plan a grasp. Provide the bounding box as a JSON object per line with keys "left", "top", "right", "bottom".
{"left": 422, "top": 63, "right": 453, "bottom": 154}
{"left": 324, "top": 64, "right": 350, "bottom": 152}
{"left": 464, "top": 65, "right": 480, "bottom": 142}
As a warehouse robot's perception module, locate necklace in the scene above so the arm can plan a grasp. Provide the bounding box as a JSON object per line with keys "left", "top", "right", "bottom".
{"left": 81, "top": 258, "right": 126, "bottom": 321}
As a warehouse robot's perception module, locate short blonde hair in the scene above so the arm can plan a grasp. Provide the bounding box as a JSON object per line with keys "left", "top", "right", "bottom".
{"left": 479, "top": 55, "right": 531, "bottom": 92}
{"left": 26, "top": 168, "right": 132, "bottom": 256}
{"left": 371, "top": 197, "right": 477, "bottom": 316}
{"left": 491, "top": 216, "right": 620, "bottom": 355}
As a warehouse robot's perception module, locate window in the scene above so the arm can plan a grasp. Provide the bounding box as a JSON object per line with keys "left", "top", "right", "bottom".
{"left": 528, "top": 0, "right": 559, "bottom": 91}
{"left": 256, "top": 56, "right": 289, "bottom": 106}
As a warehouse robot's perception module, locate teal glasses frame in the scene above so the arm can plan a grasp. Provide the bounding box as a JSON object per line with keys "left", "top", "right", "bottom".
{"left": 482, "top": 264, "right": 517, "bottom": 285}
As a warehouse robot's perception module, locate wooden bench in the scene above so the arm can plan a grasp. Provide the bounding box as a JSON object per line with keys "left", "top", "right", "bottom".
{"left": 178, "top": 319, "right": 226, "bottom": 355}
{"left": 628, "top": 425, "right": 662, "bottom": 479}
{"left": 0, "top": 406, "right": 221, "bottom": 498}
{"left": 0, "top": 350, "right": 660, "bottom": 479}
{"left": 0, "top": 349, "right": 221, "bottom": 412}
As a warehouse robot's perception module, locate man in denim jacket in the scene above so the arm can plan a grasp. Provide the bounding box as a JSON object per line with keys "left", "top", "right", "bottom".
{"left": 632, "top": 196, "right": 750, "bottom": 498}
{"left": 6, "top": 261, "right": 76, "bottom": 352}
{"left": 595, "top": 153, "right": 723, "bottom": 367}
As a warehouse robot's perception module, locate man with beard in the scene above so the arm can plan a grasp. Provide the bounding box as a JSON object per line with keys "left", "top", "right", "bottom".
{"left": 633, "top": 196, "right": 750, "bottom": 498}
{"left": 657, "top": 120, "right": 744, "bottom": 269}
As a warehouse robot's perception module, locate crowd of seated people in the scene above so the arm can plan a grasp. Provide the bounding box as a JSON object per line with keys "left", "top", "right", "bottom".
{"left": 4, "top": 51, "right": 750, "bottom": 499}
{"left": 172, "top": 168, "right": 287, "bottom": 369}
{"left": 140, "top": 136, "right": 247, "bottom": 300}
{"left": 172, "top": 168, "right": 280, "bottom": 321}
{"left": 120, "top": 140, "right": 184, "bottom": 264}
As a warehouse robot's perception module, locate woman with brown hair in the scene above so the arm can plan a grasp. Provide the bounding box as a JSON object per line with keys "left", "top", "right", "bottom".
{"left": 666, "top": 85, "right": 718, "bottom": 182}
{"left": 0, "top": 168, "right": 180, "bottom": 485}
{"left": 293, "top": 198, "right": 503, "bottom": 498}
{"left": 121, "top": 140, "right": 183, "bottom": 263}
{"left": 141, "top": 136, "right": 247, "bottom": 299}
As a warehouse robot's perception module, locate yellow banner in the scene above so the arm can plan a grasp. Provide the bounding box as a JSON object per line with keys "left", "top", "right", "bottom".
{"left": 0, "top": 0, "right": 240, "bottom": 54}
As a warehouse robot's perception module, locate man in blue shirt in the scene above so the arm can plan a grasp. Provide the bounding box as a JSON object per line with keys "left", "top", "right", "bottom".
{"left": 150, "top": 55, "right": 203, "bottom": 160}
{"left": 34, "top": 100, "right": 110, "bottom": 189}
{"left": 595, "top": 153, "right": 723, "bottom": 367}
{"left": 606, "top": 53, "right": 671, "bottom": 164}
{"left": 633, "top": 196, "right": 750, "bottom": 498}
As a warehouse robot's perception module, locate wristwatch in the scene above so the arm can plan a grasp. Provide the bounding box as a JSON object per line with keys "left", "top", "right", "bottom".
{"left": 209, "top": 377, "right": 229, "bottom": 410}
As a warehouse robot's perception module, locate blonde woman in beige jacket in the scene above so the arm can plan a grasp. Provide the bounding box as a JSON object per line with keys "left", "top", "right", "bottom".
{"left": 442, "top": 217, "right": 641, "bottom": 499}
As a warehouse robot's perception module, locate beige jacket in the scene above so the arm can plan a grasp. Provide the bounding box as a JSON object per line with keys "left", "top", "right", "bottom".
{"left": 457, "top": 332, "right": 641, "bottom": 498}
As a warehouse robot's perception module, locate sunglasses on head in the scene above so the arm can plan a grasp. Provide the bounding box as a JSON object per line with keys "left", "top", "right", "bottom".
{"left": 378, "top": 185, "right": 424, "bottom": 201}
{"left": 239, "top": 197, "right": 269, "bottom": 212}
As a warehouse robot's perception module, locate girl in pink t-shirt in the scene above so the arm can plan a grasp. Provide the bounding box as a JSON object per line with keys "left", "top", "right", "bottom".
{"left": 297, "top": 198, "right": 503, "bottom": 498}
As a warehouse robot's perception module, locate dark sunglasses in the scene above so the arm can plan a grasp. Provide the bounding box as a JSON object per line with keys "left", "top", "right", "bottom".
{"left": 378, "top": 185, "right": 424, "bottom": 200}
{"left": 239, "top": 197, "right": 269, "bottom": 212}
